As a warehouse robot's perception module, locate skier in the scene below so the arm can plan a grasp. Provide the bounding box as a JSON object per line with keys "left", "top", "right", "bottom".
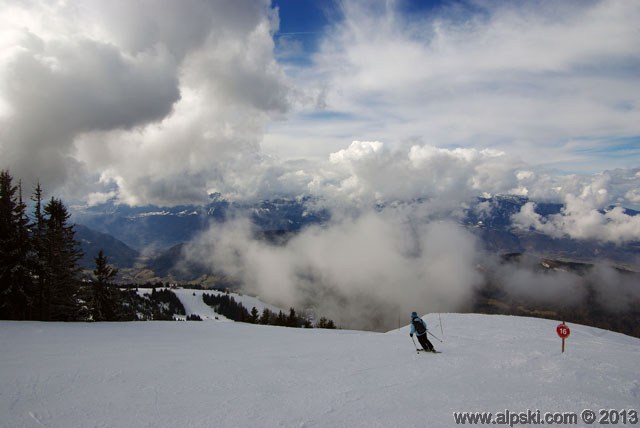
{"left": 410, "top": 312, "right": 436, "bottom": 352}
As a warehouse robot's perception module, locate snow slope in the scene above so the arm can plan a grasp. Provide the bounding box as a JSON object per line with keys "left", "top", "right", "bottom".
{"left": 136, "top": 288, "right": 283, "bottom": 321}
{"left": 1, "top": 314, "right": 638, "bottom": 428}
{"left": 174, "top": 288, "right": 283, "bottom": 319}
{"left": 171, "top": 288, "right": 230, "bottom": 320}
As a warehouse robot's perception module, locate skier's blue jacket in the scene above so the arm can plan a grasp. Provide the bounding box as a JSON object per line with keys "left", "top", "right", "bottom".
{"left": 410, "top": 314, "right": 427, "bottom": 337}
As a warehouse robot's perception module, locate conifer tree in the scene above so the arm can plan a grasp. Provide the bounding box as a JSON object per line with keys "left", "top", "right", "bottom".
{"left": 287, "top": 307, "right": 299, "bottom": 327}
{"left": 259, "top": 308, "right": 273, "bottom": 325}
{"left": 42, "top": 197, "right": 83, "bottom": 320}
{"left": 317, "top": 317, "right": 336, "bottom": 329}
{"left": 14, "top": 181, "right": 33, "bottom": 319}
{"left": 249, "top": 306, "right": 259, "bottom": 324}
{"left": 89, "top": 250, "right": 119, "bottom": 321}
{"left": 0, "top": 171, "right": 32, "bottom": 319}
{"left": 30, "top": 183, "right": 47, "bottom": 320}
{"left": 0, "top": 170, "right": 18, "bottom": 317}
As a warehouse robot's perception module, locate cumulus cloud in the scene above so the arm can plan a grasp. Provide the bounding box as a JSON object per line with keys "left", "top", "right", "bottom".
{"left": 183, "top": 209, "right": 483, "bottom": 331}
{"left": 292, "top": 142, "right": 640, "bottom": 246}
{"left": 0, "top": 0, "right": 290, "bottom": 205}
{"left": 305, "top": 140, "right": 526, "bottom": 213}
{"left": 1, "top": 0, "right": 637, "bottom": 211}
{"left": 512, "top": 171, "right": 640, "bottom": 243}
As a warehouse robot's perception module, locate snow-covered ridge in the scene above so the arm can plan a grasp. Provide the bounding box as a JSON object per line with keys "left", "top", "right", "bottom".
{"left": 175, "top": 288, "right": 283, "bottom": 321}
{"left": 1, "top": 314, "right": 638, "bottom": 427}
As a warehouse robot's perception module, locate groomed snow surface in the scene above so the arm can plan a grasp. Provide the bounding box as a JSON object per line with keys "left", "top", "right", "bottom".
{"left": 138, "top": 288, "right": 282, "bottom": 321}
{"left": 1, "top": 312, "right": 639, "bottom": 427}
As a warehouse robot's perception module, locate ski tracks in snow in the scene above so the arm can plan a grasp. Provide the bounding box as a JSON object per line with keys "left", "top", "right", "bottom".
{"left": 1, "top": 315, "right": 639, "bottom": 427}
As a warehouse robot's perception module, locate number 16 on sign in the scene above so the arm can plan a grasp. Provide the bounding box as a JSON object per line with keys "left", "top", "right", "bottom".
{"left": 556, "top": 322, "right": 570, "bottom": 353}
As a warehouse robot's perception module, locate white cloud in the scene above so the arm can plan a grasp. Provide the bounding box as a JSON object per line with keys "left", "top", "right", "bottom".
{"left": 316, "top": 141, "right": 640, "bottom": 244}
{"left": 266, "top": 0, "right": 640, "bottom": 170}
{"left": 304, "top": 141, "right": 528, "bottom": 214}
{"left": 183, "top": 209, "right": 483, "bottom": 330}
{"left": 0, "top": 0, "right": 638, "bottom": 248}
{"left": 0, "top": 0, "right": 290, "bottom": 205}
{"left": 512, "top": 171, "right": 640, "bottom": 243}
{"left": 590, "top": 264, "right": 640, "bottom": 311}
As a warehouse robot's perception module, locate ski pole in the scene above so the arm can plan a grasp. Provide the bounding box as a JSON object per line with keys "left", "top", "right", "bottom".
{"left": 427, "top": 329, "right": 443, "bottom": 343}
{"left": 411, "top": 335, "right": 420, "bottom": 351}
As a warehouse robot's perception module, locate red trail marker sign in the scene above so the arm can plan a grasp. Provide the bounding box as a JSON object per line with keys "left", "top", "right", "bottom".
{"left": 556, "top": 322, "right": 570, "bottom": 353}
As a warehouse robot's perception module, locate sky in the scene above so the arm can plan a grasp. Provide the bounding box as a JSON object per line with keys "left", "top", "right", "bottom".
{"left": 0, "top": 0, "right": 639, "bottom": 223}
{"left": 267, "top": 0, "right": 640, "bottom": 166}
{"left": 1, "top": 0, "right": 639, "bottom": 322}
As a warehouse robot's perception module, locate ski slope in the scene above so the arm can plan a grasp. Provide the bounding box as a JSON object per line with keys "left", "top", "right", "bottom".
{"left": 176, "top": 288, "right": 283, "bottom": 320}
{"left": 136, "top": 288, "right": 283, "bottom": 321}
{"left": 1, "top": 313, "right": 638, "bottom": 427}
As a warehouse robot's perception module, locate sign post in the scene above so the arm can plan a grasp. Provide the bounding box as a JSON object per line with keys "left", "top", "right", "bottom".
{"left": 556, "top": 322, "right": 570, "bottom": 353}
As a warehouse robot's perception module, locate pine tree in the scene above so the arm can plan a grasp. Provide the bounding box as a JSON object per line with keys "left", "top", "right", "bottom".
{"left": 30, "top": 183, "right": 47, "bottom": 320}
{"left": 287, "top": 307, "right": 299, "bottom": 327}
{"left": 14, "top": 181, "right": 34, "bottom": 319}
{"left": 0, "top": 171, "right": 32, "bottom": 319}
{"left": 317, "top": 317, "right": 336, "bottom": 329}
{"left": 89, "top": 250, "right": 119, "bottom": 321}
{"left": 249, "top": 306, "right": 259, "bottom": 324}
{"left": 259, "top": 308, "right": 273, "bottom": 325}
{"left": 0, "top": 170, "right": 17, "bottom": 318}
{"left": 42, "top": 197, "right": 83, "bottom": 321}
{"left": 275, "top": 310, "right": 287, "bottom": 326}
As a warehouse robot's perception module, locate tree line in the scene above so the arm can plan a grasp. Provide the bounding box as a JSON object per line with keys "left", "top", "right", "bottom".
{"left": 202, "top": 292, "right": 336, "bottom": 329}
{"left": 0, "top": 169, "right": 338, "bottom": 326}
{"left": 0, "top": 170, "right": 128, "bottom": 321}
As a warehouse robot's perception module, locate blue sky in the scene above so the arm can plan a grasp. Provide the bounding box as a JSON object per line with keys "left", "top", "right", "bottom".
{"left": 273, "top": 0, "right": 333, "bottom": 34}
{"left": 272, "top": 0, "right": 334, "bottom": 66}
{"left": 272, "top": 0, "right": 451, "bottom": 65}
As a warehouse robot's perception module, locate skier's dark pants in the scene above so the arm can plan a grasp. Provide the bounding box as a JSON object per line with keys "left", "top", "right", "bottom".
{"left": 417, "top": 333, "right": 434, "bottom": 351}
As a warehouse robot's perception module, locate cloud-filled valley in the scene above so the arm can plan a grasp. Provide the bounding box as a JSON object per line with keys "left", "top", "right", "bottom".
{"left": 175, "top": 194, "right": 639, "bottom": 331}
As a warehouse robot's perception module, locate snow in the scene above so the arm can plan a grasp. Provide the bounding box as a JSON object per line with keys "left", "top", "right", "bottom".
{"left": 186, "top": 289, "right": 282, "bottom": 316}
{"left": 173, "top": 288, "right": 229, "bottom": 321}
{"left": 135, "top": 288, "right": 283, "bottom": 321}
{"left": 1, "top": 313, "right": 638, "bottom": 427}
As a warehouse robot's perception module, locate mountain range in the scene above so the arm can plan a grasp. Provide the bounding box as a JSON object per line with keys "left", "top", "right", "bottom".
{"left": 73, "top": 195, "right": 640, "bottom": 278}
{"left": 72, "top": 196, "right": 640, "bottom": 337}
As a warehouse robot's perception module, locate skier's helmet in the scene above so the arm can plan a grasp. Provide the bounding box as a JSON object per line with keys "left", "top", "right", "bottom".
{"left": 411, "top": 311, "right": 418, "bottom": 318}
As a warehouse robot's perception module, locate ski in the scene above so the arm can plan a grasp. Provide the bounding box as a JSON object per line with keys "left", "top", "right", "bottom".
{"left": 416, "top": 349, "right": 441, "bottom": 353}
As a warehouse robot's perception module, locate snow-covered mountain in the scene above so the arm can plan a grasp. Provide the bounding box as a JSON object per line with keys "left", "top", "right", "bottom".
{"left": 73, "top": 196, "right": 330, "bottom": 251}
{"left": 466, "top": 196, "right": 640, "bottom": 265}
{"left": 70, "top": 197, "right": 640, "bottom": 339}
{"left": 2, "top": 312, "right": 638, "bottom": 427}
{"left": 74, "top": 195, "right": 640, "bottom": 270}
